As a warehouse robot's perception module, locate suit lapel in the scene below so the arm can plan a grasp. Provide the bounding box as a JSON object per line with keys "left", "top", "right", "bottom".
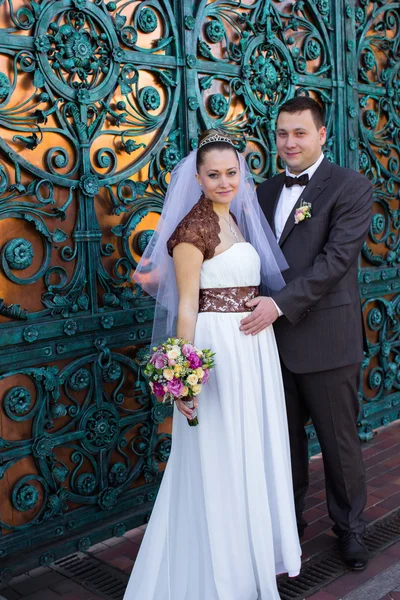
{"left": 279, "top": 158, "right": 332, "bottom": 247}
{"left": 261, "top": 172, "right": 286, "bottom": 236}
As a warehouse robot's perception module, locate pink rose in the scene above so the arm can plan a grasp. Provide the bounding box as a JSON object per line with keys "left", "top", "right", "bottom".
{"left": 188, "top": 353, "right": 202, "bottom": 369}
{"left": 153, "top": 382, "right": 165, "bottom": 398}
{"left": 167, "top": 378, "right": 185, "bottom": 398}
{"left": 182, "top": 343, "right": 194, "bottom": 357}
{"left": 202, "top": 368, "right": 210, "bottom": 384}
{"left": 150, "top": 351, "right": 168, "bottom": 370}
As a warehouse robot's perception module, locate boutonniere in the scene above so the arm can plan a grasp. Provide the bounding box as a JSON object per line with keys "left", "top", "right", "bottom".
{"left": 294, "top": 201, "right": 312, "bottom": 224}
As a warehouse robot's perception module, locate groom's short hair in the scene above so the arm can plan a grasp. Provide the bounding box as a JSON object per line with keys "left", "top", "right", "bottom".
{"left": 278, "top": 97, "right": 325, "bottom": 129}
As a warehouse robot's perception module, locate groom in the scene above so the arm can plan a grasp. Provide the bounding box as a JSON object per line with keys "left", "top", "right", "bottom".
{"left": 241, "top": 97, "right": 373, "bottom": 570}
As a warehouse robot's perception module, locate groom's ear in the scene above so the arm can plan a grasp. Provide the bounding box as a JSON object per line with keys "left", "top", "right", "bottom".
{"left": 319, "top": 126, "right": 327, "bottom": 146}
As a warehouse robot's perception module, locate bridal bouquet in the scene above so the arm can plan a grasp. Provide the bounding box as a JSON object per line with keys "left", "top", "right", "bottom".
{"left": 144, "top": 338, "right": 215, "bottom": 426}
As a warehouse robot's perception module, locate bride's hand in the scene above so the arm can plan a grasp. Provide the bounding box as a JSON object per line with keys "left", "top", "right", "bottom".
{"left": 176, "top": 398, "right": 198, "bottom": 419}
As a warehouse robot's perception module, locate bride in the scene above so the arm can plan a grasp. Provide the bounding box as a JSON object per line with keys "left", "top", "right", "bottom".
{"left": 124, "top": 130, "right": 301, "bottom": 600}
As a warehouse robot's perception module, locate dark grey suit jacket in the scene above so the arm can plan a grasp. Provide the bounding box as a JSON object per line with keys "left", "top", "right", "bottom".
{"left": 257, "top": 158, "right": 373, "bottom": 374}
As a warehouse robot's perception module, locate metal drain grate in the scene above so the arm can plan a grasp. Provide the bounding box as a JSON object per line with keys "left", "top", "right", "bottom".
{"left": 49, "top": 510, "right": 400, "bottom": 600}
{"left": 277, "top": 509, "right": 400, "bottom": 599}
{"left": 52, "top": 552, "right": 128, "bottom": 600}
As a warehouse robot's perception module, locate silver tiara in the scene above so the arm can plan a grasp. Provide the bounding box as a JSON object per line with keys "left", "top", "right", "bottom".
{"left": 199, "top": 133, "right": 234, "bottom": 149}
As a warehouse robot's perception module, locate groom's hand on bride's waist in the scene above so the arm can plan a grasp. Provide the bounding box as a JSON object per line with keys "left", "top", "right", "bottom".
{"left": 240, "top": 297, "right": 279, "bottom": 335}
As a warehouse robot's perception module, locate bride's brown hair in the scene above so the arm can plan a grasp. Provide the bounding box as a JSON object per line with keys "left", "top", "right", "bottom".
{"left": 196, "top": 129, "right": 238, "bottom": 171}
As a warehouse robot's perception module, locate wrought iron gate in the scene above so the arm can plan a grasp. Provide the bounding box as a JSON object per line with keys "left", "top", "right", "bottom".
{"left": 0, "top": 0, "right": 398, "bottom": 579}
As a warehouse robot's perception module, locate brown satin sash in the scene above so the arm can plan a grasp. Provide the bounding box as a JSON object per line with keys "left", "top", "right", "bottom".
{"left": 199, "top": 286, "right": 259, "bottom": 313}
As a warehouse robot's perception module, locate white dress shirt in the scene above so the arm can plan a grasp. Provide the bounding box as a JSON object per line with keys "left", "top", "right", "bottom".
{"left": 272, "top": 153, "right": 325, "bottom": 317}
{"left": 274, "top": 153, "right": 325, "bottom": 241}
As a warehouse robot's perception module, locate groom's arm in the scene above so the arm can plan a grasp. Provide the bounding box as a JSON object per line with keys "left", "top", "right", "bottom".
{"left": 271, "top": 174, "right": 373, "bottom": 326}
{"left": 241, "top": 173, "right": 373, "bottom": 335}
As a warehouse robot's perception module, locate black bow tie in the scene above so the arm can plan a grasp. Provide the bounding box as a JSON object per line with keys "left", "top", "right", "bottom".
{"left": 284, "top": 174, "right": 309, "bottom": 188}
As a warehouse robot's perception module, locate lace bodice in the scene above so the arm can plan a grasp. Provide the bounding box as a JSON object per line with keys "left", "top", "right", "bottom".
{"left": 167, "top": 195, "right": 239, "bottom": 260}
{"left": 167, "top": 197, "right": 261, "bottom": 290}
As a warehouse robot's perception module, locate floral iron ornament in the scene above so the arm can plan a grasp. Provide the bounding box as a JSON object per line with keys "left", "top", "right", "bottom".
{"left": 0, "top": 299, "right": 28, "bottom": 320}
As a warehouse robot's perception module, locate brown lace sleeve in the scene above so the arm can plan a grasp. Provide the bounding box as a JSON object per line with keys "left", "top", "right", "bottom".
{"left": 167, "top": 220, "right": 207, "bottom": 257}
{"left": 167, "top": 196, "right": 221, "bottom": 260}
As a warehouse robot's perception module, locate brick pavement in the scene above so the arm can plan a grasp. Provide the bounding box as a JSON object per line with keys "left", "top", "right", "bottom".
{"left": 301, "top": 420, "right": 400, "bottom": 564}
{"left": 306, "top": 420, "right": 400, "bottom": 599}
{"left": 0, "top": 420, "right": 399, "bottom": 599}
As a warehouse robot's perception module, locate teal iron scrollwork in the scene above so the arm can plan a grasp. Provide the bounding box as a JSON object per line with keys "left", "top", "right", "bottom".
{"left": 0, "top": 0, "right": 178, "bottom": 575}
{"left": 355, "top": 0, "right": 400, "bottom": 440}
{"left": 0, "top": 298, "right": 28, "bottom": 319}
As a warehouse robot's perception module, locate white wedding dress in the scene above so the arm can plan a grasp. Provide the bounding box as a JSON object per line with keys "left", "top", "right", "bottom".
{"left": 124, "top": 242, "right": 301, "bottom": 600}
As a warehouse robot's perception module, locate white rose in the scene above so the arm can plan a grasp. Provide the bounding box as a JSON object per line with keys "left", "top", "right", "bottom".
{"left": 195, "top": 368, "right": 205, "bottom": 379}
{"left": 192, "top": 384, "right": 202, "bottom": 395}
{"left": 167, "top": 346, "right": 181, "bottom": 360}
{"left": 187, "top": 374, "right": 198, "bottom": 386}
{"left": 163, "top": 369, "right": 174, "bottom": 381}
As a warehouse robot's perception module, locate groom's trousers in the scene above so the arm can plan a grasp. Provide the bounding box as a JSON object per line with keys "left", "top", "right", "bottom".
{"left": 280, "top": 360, "right": 367, "bottom": 536}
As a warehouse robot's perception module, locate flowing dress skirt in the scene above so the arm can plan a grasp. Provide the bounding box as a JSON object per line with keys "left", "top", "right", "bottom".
{"left": 123, "top": 310, "right": 301, "bottom": 600}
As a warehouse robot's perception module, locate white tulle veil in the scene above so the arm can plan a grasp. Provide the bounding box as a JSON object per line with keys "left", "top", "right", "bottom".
{"left": 134, "top": 149, "right": 288, "bottom": 346}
